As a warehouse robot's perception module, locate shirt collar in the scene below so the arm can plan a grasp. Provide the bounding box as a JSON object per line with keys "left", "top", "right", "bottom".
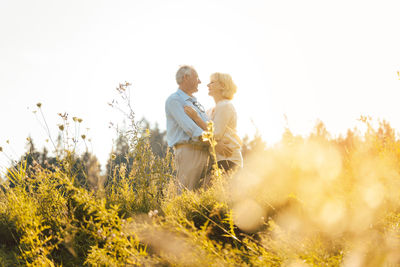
{"left": 177, "top": 88, "right": 197, "bottom": 102}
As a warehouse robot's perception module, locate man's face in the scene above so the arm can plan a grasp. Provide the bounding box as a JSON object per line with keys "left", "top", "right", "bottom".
{"left": 185, "top": 70, "right": 201, "bottom": 94}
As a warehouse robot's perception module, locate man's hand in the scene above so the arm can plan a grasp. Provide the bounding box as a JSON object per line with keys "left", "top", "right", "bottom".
{"left": 215, "top": 140, "right": 233, "bottom": 157}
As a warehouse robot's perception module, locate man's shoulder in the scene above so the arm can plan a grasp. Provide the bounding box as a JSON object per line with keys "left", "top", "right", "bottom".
{"left": 166, "top": 91, "right": 180, "bottom": 103}
{"left": 166, "top": 91, "right": 185, "bottom": 109}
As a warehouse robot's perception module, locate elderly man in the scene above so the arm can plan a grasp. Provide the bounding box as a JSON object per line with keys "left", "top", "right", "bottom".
{"left": 165, "top": 65, "right": 209, "bottom": 191}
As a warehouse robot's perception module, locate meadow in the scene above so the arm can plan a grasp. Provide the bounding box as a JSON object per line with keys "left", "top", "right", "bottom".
{"left": 1, "top": 93, "right": 400, "bottom": 266}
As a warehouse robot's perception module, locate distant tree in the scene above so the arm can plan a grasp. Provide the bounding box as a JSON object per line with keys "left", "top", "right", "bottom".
{"left": 7, "top": 137, "right": 101, "bottom": 190}
{"left": 335, "top": 129, "right": 358, "bottom": 153}
{"left": 104, "top": 118, "right": 170, "bottom": 188}
{"left": 105, "top": 132, "right": 132, "bottom": 187}
{"left": 241, "top": 133, "right": 267, "bottom": 159}
{"left": 8, "top": 137, "right": 57, "bottom": 185}
{"left": 72, "top": 151, "right": 102, "bottom": 191}
{"left": 141, "top": 119, "right": 168, "bottom": 158}
{"left": 310, "top": 120, "right": 330, "bottom": 141}
{"left": 23, "top": 137, "right": 42, "bottom": 169}
{"left": 377, "top": 120, "right": 396, "bottom": 145}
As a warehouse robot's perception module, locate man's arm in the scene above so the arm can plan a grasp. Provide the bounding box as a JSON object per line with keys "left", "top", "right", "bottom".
{"left": 166, "top": 98, "right": 204, "bottom": 138}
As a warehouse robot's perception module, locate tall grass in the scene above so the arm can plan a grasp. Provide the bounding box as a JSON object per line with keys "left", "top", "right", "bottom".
{"left": 2, "top": 91, "right": 400, "bottom": 265}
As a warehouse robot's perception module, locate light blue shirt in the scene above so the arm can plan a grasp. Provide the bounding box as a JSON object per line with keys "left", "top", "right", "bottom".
{"left": 165, "top": 89, "right": 209, "bottom": 147}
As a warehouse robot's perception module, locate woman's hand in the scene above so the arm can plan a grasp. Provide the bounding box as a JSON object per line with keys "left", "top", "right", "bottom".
{"left": 184, "top": 106, "right": 199, "bottom": 120}
{"left": 215, "top": 140, "right": 233, "bottom": 157}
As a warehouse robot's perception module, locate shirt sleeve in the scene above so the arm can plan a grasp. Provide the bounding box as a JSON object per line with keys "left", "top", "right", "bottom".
{"left": 212, "top": 102, "right": 233, "bottom": 140}
{"left": 166, "top": 98, "right": 204, "bottom": 138}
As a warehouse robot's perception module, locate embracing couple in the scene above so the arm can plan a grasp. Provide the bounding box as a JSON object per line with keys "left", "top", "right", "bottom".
{"left": 165, "top": 65, "right": 243, "bottom": 192}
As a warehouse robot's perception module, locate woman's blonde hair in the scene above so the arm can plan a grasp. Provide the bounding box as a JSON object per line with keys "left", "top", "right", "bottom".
{"left": 211, "top": 72, "right": 237, "bottom": 100}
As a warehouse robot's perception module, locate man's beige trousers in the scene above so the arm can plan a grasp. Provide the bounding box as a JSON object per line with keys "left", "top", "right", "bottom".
{"left": 174, "top": 145, "right": 209, "bottom": 191}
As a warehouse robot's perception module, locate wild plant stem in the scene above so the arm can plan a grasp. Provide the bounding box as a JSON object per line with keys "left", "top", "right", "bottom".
{"left": 39, "top": 108, "right": 57, "bottom": 151}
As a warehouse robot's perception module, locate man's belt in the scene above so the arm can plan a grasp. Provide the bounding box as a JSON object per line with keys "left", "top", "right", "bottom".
{"left": 174, "top": 142, "right": 209, "bottom": 151}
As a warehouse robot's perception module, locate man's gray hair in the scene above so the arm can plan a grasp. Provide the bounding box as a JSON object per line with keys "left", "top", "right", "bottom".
{"left": 176, "top": 65, "right": 195, "bottom": 85}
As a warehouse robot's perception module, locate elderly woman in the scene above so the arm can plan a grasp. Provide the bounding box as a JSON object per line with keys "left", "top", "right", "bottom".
{"left": 184, "top": 72, "right": 243, "bottom": 172}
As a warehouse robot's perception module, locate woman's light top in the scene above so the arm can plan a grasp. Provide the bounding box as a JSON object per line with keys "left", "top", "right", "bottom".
{"left": 207, "top": 99, "right": 243, "bottom": 167}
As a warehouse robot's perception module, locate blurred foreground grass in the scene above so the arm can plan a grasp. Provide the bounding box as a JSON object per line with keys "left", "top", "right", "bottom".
{"left": 2, "top": 116, "right": 400, "bottom": 266}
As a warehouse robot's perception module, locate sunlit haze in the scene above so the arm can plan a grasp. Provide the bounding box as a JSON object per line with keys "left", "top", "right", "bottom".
{"left": 1, "top": 0, "right": 400, "bottom": 173}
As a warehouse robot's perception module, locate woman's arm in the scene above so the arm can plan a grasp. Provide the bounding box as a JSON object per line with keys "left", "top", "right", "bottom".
{"left": 184, "top": 106, "right": 208, "bottom": 130}
{"left": 212, "top": 102, "right": 233, "bottom": 140}
{"left": 185, "top": 105, "right": 233, "bottom": 156}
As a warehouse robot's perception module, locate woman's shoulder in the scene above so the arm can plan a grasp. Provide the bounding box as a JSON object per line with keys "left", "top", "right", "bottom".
{"left": 215, "top": 100, "right": 235, "bottom": 113}
{"left": 216, "top": 99, "right": 234, "bottom": 108}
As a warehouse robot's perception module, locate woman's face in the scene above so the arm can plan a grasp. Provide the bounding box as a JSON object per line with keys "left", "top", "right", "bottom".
{"left": 207, "top": 76, "right": 223, "bottom": 98}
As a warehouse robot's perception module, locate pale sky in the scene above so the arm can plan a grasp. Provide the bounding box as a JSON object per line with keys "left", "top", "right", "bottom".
{"left": 1, "top": 0, "right": 400, "bottom": 173}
